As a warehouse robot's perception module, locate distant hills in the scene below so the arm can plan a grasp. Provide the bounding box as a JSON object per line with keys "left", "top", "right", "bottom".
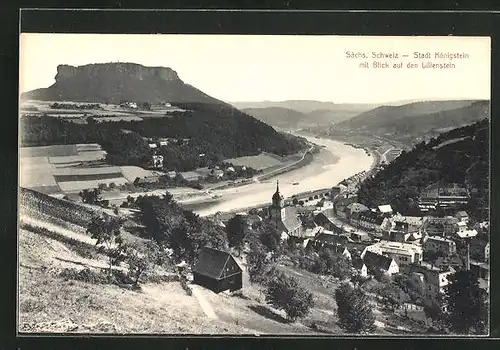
{"left": 20, "top": 63, "right": 308, "bottom": 171}
{"left": 328, "top": 100, "right": 490, "bottom": 146}
{"left": 234, "top": 101, "right": 378, "bottom": 129}
{"left": 357, "top": 118, "right": 489, "bottom": 221}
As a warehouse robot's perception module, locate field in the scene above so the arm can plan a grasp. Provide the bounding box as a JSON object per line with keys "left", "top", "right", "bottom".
{"left": 20, "top": 100, "right": 187, "bottom": 123}
{"left": 20, "top": 144, "right": 128, "bottom": 195}
{"left": 224, "top": 153, "right": 287, "bottom": 171}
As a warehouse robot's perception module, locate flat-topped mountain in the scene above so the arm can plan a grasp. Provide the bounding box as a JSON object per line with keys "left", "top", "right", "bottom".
{"left": 21, "top": 62, "right": 219, "bottom": 104}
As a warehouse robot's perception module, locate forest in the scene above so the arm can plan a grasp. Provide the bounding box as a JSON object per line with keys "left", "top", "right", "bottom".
{"left": 20, "top": 102, "right": 308, "bottom": 171}
{"left": 357, "top": 119, "right": 489, "bottom": 221}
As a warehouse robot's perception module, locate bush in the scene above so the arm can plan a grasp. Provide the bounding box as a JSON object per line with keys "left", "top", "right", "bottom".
{"left": 124, "top": 240, "right": 164, "bottom": 286}
{"left": 59, "top": 268, "right": 110, "bottom": 284}
{"left": 265, "top": 271, "right": 314, "bottom": 322}
{"left": 335, "top": 282, "right": 375, "bottom": 333}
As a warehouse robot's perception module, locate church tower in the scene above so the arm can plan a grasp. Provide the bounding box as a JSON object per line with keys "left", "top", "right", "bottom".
{"left": 269, "top": 180, "right": 284, "bottom": 224}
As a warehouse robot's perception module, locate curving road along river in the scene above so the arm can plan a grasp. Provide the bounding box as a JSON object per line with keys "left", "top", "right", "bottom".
{"left": 194, "top": 135, "right": 374, "bottom": 217}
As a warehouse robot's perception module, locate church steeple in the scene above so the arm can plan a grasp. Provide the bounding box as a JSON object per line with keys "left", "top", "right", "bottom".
{"left": 272, "top": 179, "right": 284, "bottom": 208}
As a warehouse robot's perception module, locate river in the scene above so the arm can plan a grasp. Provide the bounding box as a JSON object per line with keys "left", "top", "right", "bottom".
{"left": 193, "top": 135, "right": 374, "bottom": 217}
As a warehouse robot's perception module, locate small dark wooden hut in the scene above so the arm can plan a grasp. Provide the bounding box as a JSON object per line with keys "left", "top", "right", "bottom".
{"left": 192, "top": 247, "right": 243, "bottom": 293}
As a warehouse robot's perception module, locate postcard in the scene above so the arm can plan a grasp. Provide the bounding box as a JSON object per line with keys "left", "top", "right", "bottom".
{"left": 18, "top": 33, "right": 490, "bottom": 336}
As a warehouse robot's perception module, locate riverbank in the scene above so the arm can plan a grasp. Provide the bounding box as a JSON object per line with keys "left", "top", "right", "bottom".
{"left": 192, "top": 136, "right": 373, "bottom": 216}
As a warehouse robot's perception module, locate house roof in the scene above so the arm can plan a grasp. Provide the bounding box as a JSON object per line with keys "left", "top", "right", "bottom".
{"left": 378, "top": 204, "right": 393, "bottom": 213}
{"left": 314, "top": 232, "right": 347, "bottom": 246}
{"left": 192, "top": 247, "right": 241, "bottom": 279}
{"left": 358, "top": 211, "right": 384, "bottom": 225}
{"left": 279, "top": 207, "right": 302, "bottom": 233}
{"left": 352, "top": 257, "right": 366, "bottom": 270}
{"left": 456, "top": 229, "right": 478, "bottom": 238}
{"left": 363, "top": 250, "right": 395, "bottom": 271}
{"left": 456, "top": 211, "right": 469, "bottom": 218}
{"left": 346, "top": 202, "right": 369, "bottom": 213}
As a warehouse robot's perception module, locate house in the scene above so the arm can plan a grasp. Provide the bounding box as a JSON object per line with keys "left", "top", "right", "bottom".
{"left": 408, "top": 263, "right": 455, "bottom": 307}
{"left": 377, "top": 204, "right": 393, "bottom": 216}
{"left": 423, "top": 236, "right": 457, "bottom": 256}
{"left": 310, "top": 231, "right": 351, "bottom": 251}
{"left": 470, "top": 261, "right": 489, "bottom": 280}
{"left": 268, "top": 181, "right": 303, "bottom": 238}
{"left": 330, "top": 186, "right": 342, "bottom": 199}
{"left": 470, "top": 238, "right": 489, "bottom": 262}
{"left": 425, "top": 216, "right": 460, "bottom": 236}
{"left": 455, "top": 229, "right": 478, "bottom": 239}
{"left": 418, "top": 183, "right": 469, "bottom": 212}
{"left": 362, "top": 250, "right": 399, "bottom": 276}
{"left": 356, "top": 211, "right": 385, "bottom": 232}
{"left": 362, "top": 241, "right": 423, "bottom": 271}
{"left": 152, "top": 154, "right": 163, "bottom": 168}
{"left": 149, "top": 143, "right": 158, "bottom": 149}
{"left": 314, "top": 209, "right": 342, "bottom": 232}
{"left": 352, "top": 258, "right": 368, "bottom": 277}
{"left": 166, "top": 171, "right": 177, "bottom": 179}
{"left": 180, "top": 171, "right": 202, "bottom": 182}
{"left": 134, "top": 175, "right": 160, "bottom": 185}
{"left": 455, "top": 211, "right": 469, "bottom": 223}
{"left": 192, "top": 247, "right": 243, "bottom": 293}
{"left": 351, "top": 231, "right": 371, "bottom": 243}
{"left": 345, "top": 202, "right": 370, "bottom": 220}
{"left": 214, "top": 169, "right": 224, "bottom": 179}
{"left": 456, "top": 221, "right": 467, "bottom": 232}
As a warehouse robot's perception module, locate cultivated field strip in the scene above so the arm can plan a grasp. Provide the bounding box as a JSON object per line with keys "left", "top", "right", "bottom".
{"left": 54, "top": 172, "right": 124, "bottom": 182}
{"left": 19, "top": 171, "right": 58, "bottom": 187}
{"left": 52, "top": 166, "right": 122, "bottom": 176}
{"left": 224, "top": 153, "right": 284, "bottom": 171}
{"left": 57, "top": 178, "right": 129, "bottom": 193}
{"left": 48, "top": 152, "right": 106, "bottom": 164}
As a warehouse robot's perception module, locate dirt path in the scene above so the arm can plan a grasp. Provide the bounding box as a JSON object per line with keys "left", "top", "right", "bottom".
{"left": 191, "top": 285, "right": 218, "bottom": 320}
{"left": 20, "top": 215, "right": 97, "bottom": 246}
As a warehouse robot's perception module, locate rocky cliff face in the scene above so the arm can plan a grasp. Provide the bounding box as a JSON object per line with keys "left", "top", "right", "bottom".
{"left": 55, "top": 63, "right": 180, "bottom": 82}
{"left": 21, "top": 62, "right": 218, "bottom": 104}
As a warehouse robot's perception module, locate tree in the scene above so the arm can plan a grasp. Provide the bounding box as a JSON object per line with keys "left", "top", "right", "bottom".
{"left": 335, "top": 282, "right": 375, "bottom": 333}
{"left": 247, "top": 242, "right": 275, "bottom": 284}
{"left": 124, "top": 240, "right": 164, "bottom": 286}
{"left": 87, "top": 215, "right": 126, "bottom": 275}
{"left": 79, "top": 188, "right": 102, "bottom": 205}
{"left": 317, "top": 247, "right": 353, "bottom": 279}
{"left": 257, "top": 221, "right": 282, "bottom": 254}
{"left": 445, "top": 270, "right": 488, "bottom": 334}
{"left": 265, "top": 272, "right": 314, "bottom": 322}
{"left": 226, "top": 215, "right": 247, "bottom": 255}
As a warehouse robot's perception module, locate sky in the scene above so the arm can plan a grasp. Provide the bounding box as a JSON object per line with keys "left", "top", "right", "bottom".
{"left": 19, "top": 34, "right": 491, "bottom": 104}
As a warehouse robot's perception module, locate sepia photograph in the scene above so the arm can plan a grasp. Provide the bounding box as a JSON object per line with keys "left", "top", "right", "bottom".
{"left": 18, "top": 33, "right": 490, "bottom": 336}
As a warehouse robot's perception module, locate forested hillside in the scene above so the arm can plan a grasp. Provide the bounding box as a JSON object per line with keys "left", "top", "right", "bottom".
{"left": 357, "top": 119, "right": 489, "bottom": 221}
{"left": 329, "top": 100, "right": 489, "bottom": 146}
{"left": 21, "top": 102, "right": 308, "bottom": 171}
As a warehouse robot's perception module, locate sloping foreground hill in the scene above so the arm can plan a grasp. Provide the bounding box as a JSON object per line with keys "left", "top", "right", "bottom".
{"left": 21, "top": 63, "right": 219, "bottom": 104}
{"left": 331, "top": 100, "right": 489, "bottom": 146}
{"left": 357, "top": 119, "right": 489, "bottom": 220}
